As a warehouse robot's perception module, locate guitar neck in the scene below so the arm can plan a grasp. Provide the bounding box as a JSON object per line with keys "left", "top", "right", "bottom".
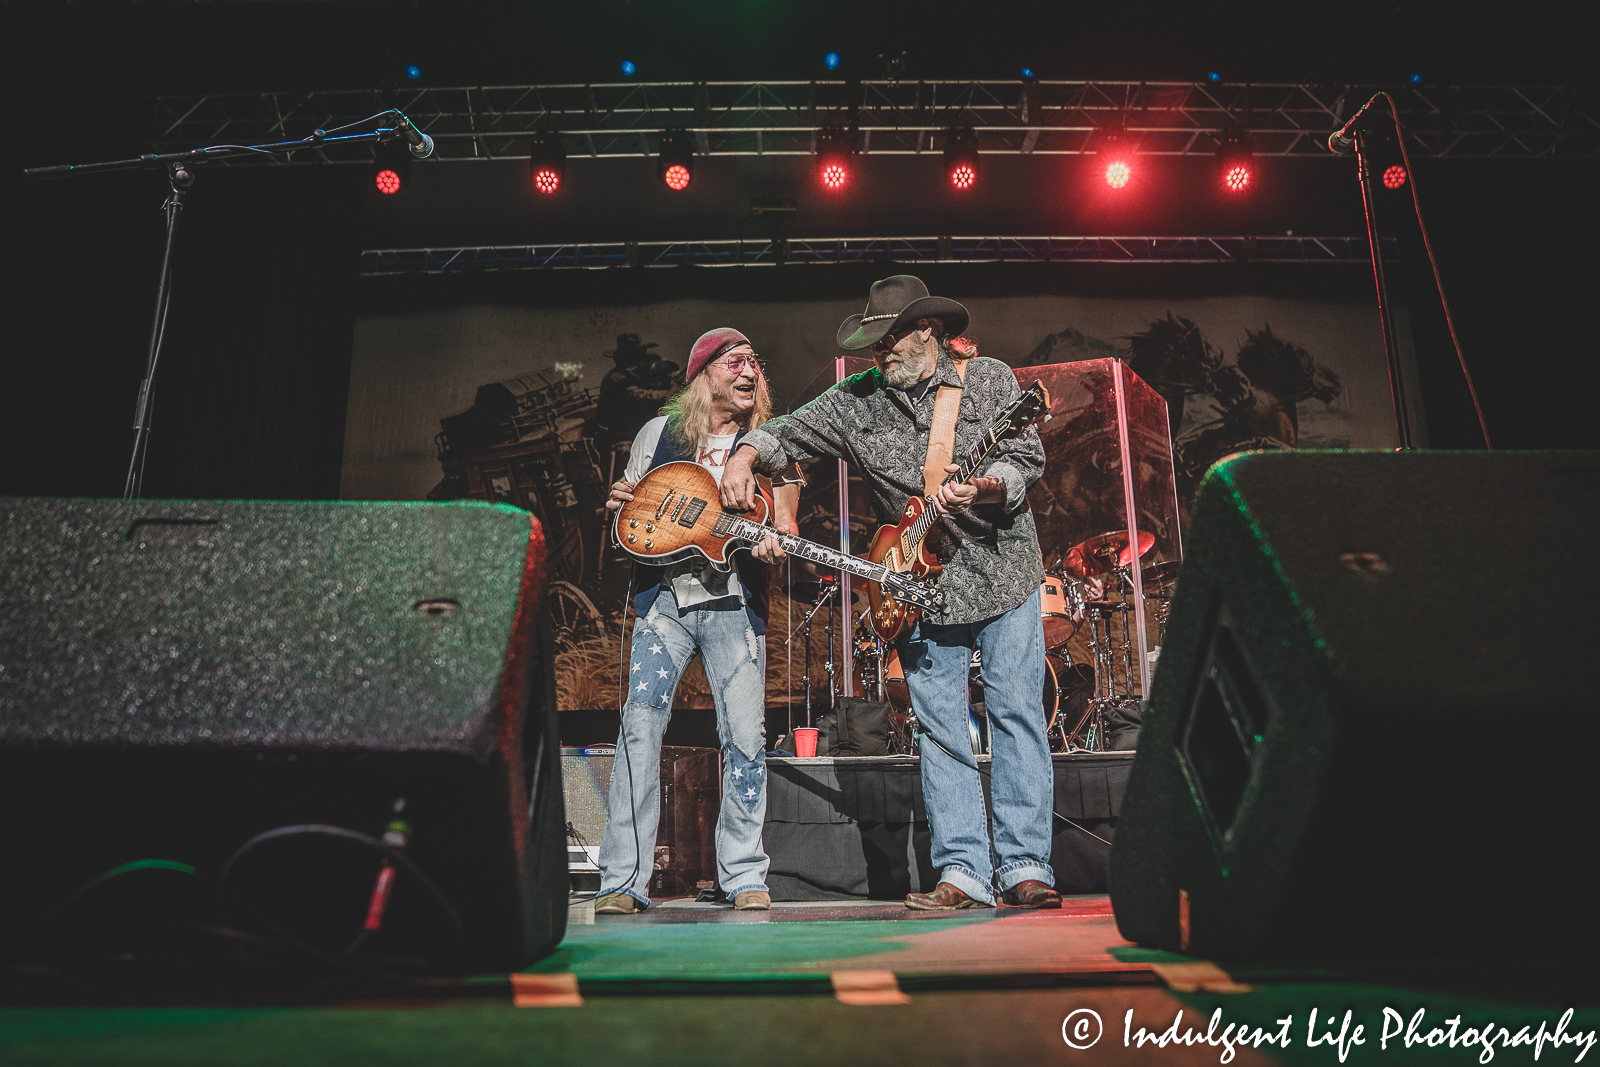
{"left": 945, "top": 422, "right": 1010, "bottom": 489}
{"left": 717, "top": 513, "right": 891, "bottom": 584}
{"left": 902, "top": 423, "right": 1013, "bottom": 548}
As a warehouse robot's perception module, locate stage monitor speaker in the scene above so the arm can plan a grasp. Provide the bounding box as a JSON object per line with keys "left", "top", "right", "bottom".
{"left": 1109, "top": 451, "right": 1600, "bottom": 959}
{"left": 0, "top": 498, "right": 566, "bottom": 972}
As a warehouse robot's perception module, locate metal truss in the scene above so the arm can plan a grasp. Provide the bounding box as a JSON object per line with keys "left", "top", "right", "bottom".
{"left": 148, "top": 81, "right": 1596, "bottom": 164}
{"left": 360, "top": 234, "right": 1393, "bottom": 275}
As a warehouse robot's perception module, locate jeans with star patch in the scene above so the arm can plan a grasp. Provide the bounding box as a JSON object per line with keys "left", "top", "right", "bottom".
{"left": 596, "top": 588, "right": 770, "bottom": 906}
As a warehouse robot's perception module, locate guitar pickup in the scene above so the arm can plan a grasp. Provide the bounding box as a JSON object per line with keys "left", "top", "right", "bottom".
{"left": 677, "top": 497, "right": 707, "bottom": 527}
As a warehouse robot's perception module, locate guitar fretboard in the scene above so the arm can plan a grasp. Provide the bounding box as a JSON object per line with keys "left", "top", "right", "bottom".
{"left": 714, "top": 513, "right": 892, "bottom": 585}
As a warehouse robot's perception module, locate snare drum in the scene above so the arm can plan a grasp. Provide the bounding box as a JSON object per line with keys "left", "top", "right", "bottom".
{"left": 1040, "top": 577, "right": 1080, "bottom": 647}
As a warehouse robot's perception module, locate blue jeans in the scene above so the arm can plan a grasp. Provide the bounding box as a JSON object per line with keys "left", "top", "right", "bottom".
{"left": 596, "top": 588, "right": 770, "bottom": 906}
{"left": 900, "top": 587, "right": 1055, "bottom": 904}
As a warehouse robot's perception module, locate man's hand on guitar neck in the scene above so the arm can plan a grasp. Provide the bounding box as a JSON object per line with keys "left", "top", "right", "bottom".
{"left": 932, "top": 465, "right": 1004, "bottom": 515}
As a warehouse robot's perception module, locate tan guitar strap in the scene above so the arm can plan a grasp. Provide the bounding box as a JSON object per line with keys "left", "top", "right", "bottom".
{"left": 922, "top": 356, "right": 971, "bottom": 496}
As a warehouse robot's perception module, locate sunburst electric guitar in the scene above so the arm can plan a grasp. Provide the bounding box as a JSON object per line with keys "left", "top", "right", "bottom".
{"left": 865, "top": 379, "right": 1052, "bottom": 641}
{"left": 613, "top": 461, "right": 944, "bottom": 612}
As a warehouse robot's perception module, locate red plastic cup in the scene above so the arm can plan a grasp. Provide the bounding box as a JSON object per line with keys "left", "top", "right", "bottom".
{"left": 793, "top": 727, "right": 819, "bottom": 758}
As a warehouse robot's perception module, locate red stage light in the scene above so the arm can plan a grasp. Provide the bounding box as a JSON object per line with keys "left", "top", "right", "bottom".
{"left": 1216, "top": 128, "right": 1254, "bottom": 195}
{"left": 375, "top": 168, "right": 402, "bottom": 195}
{"left": 1104, "top": 161, "right": 1131, "bottom": 189}
{"left": 1383, "top": 165, "right": 1408, "bottom": 189}
{"left": 943, "top": 127, "right": 980, "bottom": 191}
{"left": 815, "top": 126, "right": 855, "bottom": 191}
{"left": 663, "top": 163, "right": 692, "bottom": 191}
{"left": 532, "top": 167, "right": 561, "bottom": 194}
{"left": 528, "top": 132, "right": 567, "bottom": 197}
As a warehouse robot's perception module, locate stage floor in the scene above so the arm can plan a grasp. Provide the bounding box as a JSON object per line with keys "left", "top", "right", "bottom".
{"left": 5, "top": 894, "right": 1597, "bottom": 1066}
{"left": 551, "top": 893, "right": 1158, "bottom": 986}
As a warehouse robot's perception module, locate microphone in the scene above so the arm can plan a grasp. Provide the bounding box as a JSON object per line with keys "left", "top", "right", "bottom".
{"left": 389, "top": 110, "right": 434, "bottom": 159}
{"left": 1327, "top": 92, "right": 1384, "bottom": 155}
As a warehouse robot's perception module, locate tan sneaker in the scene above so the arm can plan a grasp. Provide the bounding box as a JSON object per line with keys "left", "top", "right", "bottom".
{"left": 594, "top": 892, "right": 643, "bottom": 914}
{"left": 733, "top": 890, "right": 771, "bottom": 911}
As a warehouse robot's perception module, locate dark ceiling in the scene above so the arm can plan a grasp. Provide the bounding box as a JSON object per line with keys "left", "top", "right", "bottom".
{"left": 9, "top": 0, "right": 1590, "bottom": 101}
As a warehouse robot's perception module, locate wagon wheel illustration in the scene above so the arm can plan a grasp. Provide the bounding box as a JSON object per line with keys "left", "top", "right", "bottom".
{"left": 546, "top": 580, "right": 606, "bottom": 642}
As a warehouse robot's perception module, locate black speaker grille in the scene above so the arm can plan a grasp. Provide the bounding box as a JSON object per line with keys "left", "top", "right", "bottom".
{"left": 1177, "top": 612, "right": 1271, "bottom": 845}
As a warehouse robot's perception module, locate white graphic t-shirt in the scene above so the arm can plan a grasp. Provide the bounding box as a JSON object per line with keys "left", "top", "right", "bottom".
{"left": 626, "top": 417, "right": 745, "bottom": 609}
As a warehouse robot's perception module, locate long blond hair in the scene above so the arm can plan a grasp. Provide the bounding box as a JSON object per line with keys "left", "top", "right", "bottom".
{"left": 659, "top": 369, "right": 773, "bottom": 451}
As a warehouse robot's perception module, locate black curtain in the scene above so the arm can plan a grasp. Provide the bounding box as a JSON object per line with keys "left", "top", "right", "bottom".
{"left": 141, "top": 167, "right": 365, "bottom": 499}
{"left": 6, "top": 164, "right": 363, "bottom": 501}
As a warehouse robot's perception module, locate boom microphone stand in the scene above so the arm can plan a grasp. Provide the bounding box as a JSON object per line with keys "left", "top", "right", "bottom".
{"left": 1330, "top": 94, "right": 1413, "bottom": 451}
{"left": 23, "top": 113, "right": 430, "bottom": 497}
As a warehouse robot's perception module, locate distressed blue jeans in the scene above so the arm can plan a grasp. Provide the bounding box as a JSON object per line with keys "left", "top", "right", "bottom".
{"left": 900, "top": 587, "right": 1055, "bottom": 904}
{"left": 596, "top": 589, "right": 770, "bottom": 906}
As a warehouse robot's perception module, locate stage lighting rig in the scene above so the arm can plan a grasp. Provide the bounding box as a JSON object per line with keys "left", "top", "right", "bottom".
{"left": 658, "top": 130, "right": 695, "bottom": 191}
{"left": 815, "top": 126, "right": 855, "bottom": 191}
{"left": 1383, "top": 165, "right": 1408, "bottom": 189}
{"left": 944, "top": 127, "right": 980, "bottom": 191}
{"left": 1095, "top": 123, "right": 1133, "bottom": 188}
{"left": 1217, "top": 128, "right": 1254, "bottom": 192}
{"left": 529, "top": 132, "right": 567, "bottom": 195}
{"left": 373, "top": 140, "right": 411, "bottom": 195}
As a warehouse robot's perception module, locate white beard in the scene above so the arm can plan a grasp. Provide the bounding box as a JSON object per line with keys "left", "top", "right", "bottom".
{"left": 879, "top": 342, "right": 932, "bottom": 389}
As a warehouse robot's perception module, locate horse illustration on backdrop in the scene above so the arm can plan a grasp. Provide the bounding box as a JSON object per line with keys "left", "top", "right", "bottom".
{"left": 1124, "top": 312, "right": 1225, "bottom": 438}
{"left": 1173, "top": 323, "right": 1342, "bottom": 505}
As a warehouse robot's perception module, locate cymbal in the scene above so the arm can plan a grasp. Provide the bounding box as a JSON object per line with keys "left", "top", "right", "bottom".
{"left": 1140, "top": 560, "right": 1183, "bottom": 593}
{"left": 1061, "top": 530, "right": 1156, "bottom": 579}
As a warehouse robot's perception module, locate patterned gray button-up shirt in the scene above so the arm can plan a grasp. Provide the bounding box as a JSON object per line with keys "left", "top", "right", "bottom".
{"left": 744, "top": 347, "right": 1046, "bottom": 626}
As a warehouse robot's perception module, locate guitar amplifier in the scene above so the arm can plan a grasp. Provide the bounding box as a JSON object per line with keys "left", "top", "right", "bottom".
{"left": 560, "top": 746, "right": 720, "bottom": 895}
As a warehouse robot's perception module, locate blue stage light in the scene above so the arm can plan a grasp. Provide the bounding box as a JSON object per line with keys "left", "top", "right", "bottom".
{"left": 824, "top": 52, "right": 841, "bottom": 70}
{"left": 1021, "top": 66, "right": 1035, "bottom": 79}
{"left": 1207, "top": 71, "right": 1221, "bottom": 82}
{"left": 405, "top": 65, "right": 421, "bottom": 80}
{"left": 621, "top": 60, "right": 637, "bottom": 77}
{"left": 1409, "top": 72, "right": 1424, "bottom": 84}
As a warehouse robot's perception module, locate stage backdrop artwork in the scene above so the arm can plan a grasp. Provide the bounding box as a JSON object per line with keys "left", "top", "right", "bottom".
{"left": 343, "top": 287, "right": 1397, "bottom": 713}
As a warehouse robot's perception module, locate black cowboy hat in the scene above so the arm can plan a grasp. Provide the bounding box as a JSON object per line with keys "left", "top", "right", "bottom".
{"left": 836, "top": 275, "right": 970, "bottom": 351}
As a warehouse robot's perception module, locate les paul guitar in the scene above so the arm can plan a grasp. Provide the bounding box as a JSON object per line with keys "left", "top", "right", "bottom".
{"left": 614, "top": 461, "right": 944, "bottom": 612}
{"left": 865, "top": 379, "right": 1053, "bottom": 641}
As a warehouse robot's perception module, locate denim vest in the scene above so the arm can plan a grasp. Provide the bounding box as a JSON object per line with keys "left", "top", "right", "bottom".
{"left": 631, "top": 417, "right": 771, "bottom": 635}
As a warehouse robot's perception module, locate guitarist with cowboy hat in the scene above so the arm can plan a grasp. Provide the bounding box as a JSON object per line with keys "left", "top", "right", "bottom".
{"left": 721, "top": 276, "right": 1061, "bottom": 911}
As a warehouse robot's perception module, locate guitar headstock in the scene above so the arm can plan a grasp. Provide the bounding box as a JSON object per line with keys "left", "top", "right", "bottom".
{"left": 998, "top": 380, "right": 1052, "bottom": 439}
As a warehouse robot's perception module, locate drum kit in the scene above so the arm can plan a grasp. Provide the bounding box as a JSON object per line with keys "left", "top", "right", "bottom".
{"left": 788, "top": 531, "right": 1179, "bottom": 757}
{"left": 1046, "top": 530, "right": 1178, "bottom": 752}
